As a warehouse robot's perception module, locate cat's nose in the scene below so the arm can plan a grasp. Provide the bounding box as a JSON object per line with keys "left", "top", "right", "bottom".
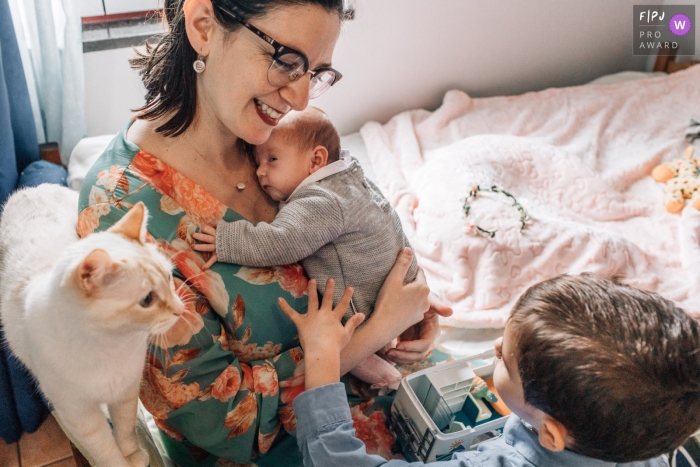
{"left": 173, "top": 304, "right": 185, "bottom": 317}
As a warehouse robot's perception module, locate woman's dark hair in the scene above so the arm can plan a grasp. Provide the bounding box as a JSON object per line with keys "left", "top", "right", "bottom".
{"left": 130, "top": 0, "right": 346, "bottom": 137}
{"left": 509, "top": 274, "right": 700, "bottom": 462}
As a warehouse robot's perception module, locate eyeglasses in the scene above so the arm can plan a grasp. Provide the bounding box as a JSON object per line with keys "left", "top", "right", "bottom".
{"left": 215, "top": 4, "right": 342, "bottom": 99}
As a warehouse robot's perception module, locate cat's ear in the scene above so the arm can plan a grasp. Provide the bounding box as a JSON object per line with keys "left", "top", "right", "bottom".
{"left": 78, "top": 249, "right": 114, "bottom": 294}
{"left": 108, "top": 202, "right": 148, "bottom": 244}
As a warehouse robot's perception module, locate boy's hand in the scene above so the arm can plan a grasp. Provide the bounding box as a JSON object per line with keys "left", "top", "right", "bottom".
{"left": 192, "top": 225, "right": 218, "bottom": 269}
{"left": 278, "top": 279, "right": 365, "bottom": 389}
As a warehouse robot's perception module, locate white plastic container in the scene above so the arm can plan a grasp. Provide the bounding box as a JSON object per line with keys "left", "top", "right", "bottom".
{"left": 389, "top": 349, "right": 510, "bottom": 463}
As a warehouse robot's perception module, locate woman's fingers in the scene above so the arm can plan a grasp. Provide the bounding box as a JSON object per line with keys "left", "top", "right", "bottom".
{"left": 386, "top": 248, "right": 414, "bottom": 284}
{"left": 428, "top": 292, "right": 453, "bottom": 318}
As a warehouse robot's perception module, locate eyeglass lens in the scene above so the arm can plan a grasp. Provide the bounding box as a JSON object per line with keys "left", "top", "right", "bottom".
{"left": 268, "top": 52, "right": 337, "bottom": 99}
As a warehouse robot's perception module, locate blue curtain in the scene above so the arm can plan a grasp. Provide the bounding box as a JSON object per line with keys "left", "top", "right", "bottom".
{"left": 0, "top": 0, "right": 50, "bottom": 444}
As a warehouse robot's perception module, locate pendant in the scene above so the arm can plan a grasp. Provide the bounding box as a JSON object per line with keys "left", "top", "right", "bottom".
{"left": 236, "top": 183, "right": 246, "bottom": 191}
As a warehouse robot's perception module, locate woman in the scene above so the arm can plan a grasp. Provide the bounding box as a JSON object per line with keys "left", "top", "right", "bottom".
{"left": 78, "top": 0, "right": 450, "bottom": 465}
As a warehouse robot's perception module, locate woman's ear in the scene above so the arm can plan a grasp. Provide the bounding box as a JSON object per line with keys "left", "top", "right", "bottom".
{"left": 309, "top": 146, "right": 329, "bottom": 174}
{"left": 538, "top": 415, "right": 569, "bottom": 452}
{"left": 183, "top": 0, "right": 217, "bottom": 57}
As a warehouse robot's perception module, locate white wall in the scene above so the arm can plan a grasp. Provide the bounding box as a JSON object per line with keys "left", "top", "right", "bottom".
{"left": 84, "top": 0, "right": 690, "bottom": 137}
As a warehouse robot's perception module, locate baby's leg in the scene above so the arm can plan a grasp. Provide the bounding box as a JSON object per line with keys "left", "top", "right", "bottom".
{"left": 54, "top": 401, "right": 132, "bottom": 467}
{"left": 109, "top": 396, "right": 149, "bottom": 467}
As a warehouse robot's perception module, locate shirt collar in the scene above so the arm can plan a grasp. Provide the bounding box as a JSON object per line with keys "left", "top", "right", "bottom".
{"left": 283, "top": 150, "right": 353, "bottom": 203}
{"left": 504, "top": 416, "right": 615, "bottom": 467}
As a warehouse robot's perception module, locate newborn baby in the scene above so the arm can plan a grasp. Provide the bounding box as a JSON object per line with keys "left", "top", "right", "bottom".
{"left": 194, "top": 106, "right": 418, "bottom": 390}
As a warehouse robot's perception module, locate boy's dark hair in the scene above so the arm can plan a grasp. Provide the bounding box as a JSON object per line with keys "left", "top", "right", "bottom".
{"left": 509, "top": 274, "right": 700, "bottom": 462}
{"left": 278, "top": 106, "right": 341, "bottom": 162}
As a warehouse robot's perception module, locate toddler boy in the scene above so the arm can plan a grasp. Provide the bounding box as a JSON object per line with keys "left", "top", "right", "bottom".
{"left": 280, "top": 273, "right": 700, "bottom": 466}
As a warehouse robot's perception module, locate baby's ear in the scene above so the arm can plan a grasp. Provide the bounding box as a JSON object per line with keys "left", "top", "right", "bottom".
{"left": 108, "top": 202, "right": 148, "bottom": 244}
{"left": 77, "top": 249, "right": 114, "bottom": 295}
{"left": 310, "top": 146, "right": 329, "bottom": 173}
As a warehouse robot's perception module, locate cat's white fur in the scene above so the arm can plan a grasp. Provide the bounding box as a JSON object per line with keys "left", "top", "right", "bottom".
{"left": 0, "top": 184, "right": 183, "bottom": 467}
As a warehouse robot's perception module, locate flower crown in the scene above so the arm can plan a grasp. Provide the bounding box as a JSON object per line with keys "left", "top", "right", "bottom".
{"left": 462, "top": 185, "right": 529, "bottom": 238}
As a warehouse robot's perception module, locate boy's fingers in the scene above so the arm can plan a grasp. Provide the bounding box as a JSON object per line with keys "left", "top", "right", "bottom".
{"left": 335, "top": 287, "right": 354, "bottom": 317}
{"left": 344, "top": 313, "right": 365, "bottom": 336}
{"left": 193, "top": 243, "right": 216, "bottom": 252}
{"left": 307, "top": 279, "right": 318, "bottom": 312}
{"left": 278, "top": 298, "right": 300, "bottom": 324}
{"left": 322, "top": 279, "right": 335, "bottom": 307}
{"left": 200, "top": 225, "right": 216, "bottom": 235}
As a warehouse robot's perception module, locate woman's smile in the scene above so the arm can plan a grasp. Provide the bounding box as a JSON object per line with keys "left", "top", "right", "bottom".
{"left": 254, "top": 98, "right": 285, "bottom": 125}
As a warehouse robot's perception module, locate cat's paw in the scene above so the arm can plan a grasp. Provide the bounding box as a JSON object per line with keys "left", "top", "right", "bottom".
{"left": 124, "top": 447, "right": 149, "bottom": 467}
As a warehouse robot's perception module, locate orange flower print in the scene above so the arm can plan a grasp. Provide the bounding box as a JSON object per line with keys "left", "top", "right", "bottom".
{"left": 77, "top": 204, "right": 110, "bottom": 237}
{"left": 252, "top": 362, "right": 278, "bottom": 398}
{"left": 177, "top": 216, "right": 199, "bottom": 247}
{"left": 279, "top": 378, "right": 305, "bottom": 406}
{"left": 132, "top": 151, "right": 226, "bottom": 227}
{"left": 211, "top": 365, "right": 242, "bottom": 402}
{"left": 234, "top": 265, "right": 308, "bottom": 299}
{"left": 160, "top": 194, "right": 184, "bottom": 216}
{"left": 158, "top": 239, "right": 229, "bottom": 317}
{"left": 279, "top": 405, "right": 297, "bottom": 433}
{"left": 288, "top": 347, "right": 304, "bottom": 365}
{"left": 154, "top": 417, "right": 185, "bottom": 442}
{"left": 88, "top": 185, "right": 109, "bottom": 205}
{"left": 240, "top": 363, "right": 254, "bottom": 391}
{"left": 224, "top": 392, "right": 258, "bottom": 439}
{"left": 232, "top": 294, "right": 245, "bottom": 331}
{"left": 275, "top": 264, "right": 309, "bottom": 298}
{"left": 147, "top": 366, "right": 201, "bottom": 410}
{"left": 96, "top": 165, "right": 126, "bottom": 192}
{"left": 257, "top": 423, "right": 281, "bottom": 454}
{"left": 350, "top": 406, "right": 402, "bottom": 460}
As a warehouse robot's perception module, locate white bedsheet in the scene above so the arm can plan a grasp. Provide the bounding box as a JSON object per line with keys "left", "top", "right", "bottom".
{"left": 361, "top": 66, "right": 700, "bottom": 329}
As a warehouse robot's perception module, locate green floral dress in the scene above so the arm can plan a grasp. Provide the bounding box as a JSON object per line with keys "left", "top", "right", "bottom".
{"left": 77, "top": 122, "right": 451, "bottom": 467}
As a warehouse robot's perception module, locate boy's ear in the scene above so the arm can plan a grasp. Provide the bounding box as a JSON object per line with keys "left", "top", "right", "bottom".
{"left": 538, "top": 415, "right": 568, "bottom": 452}
{"left": 309, "top": 146, "right": 329, "bottom": 174}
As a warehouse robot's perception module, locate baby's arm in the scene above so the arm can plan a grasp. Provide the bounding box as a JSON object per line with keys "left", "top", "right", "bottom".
{"left": 193, "top": 191, "right": 344, "bottom": 267}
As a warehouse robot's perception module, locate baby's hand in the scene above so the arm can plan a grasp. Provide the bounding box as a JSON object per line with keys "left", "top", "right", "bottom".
{"left": 279, "top": 280, "right": 365, "bottom": 389}
{"left": 192, "top": 225, "right": 218, "bottom": 269}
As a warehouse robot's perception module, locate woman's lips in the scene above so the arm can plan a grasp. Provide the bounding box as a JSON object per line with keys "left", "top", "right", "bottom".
{"left": 255, "top": 104, "right": 280, "bottom": 126}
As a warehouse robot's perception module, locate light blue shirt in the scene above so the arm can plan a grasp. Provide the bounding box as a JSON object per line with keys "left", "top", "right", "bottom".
{"left": 293, "top": 383, "right": 669, "bottom": 467}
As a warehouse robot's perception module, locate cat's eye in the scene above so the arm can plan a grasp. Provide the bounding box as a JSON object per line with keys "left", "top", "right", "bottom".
{"left": 139, "top": 292, "right": 154, "bottom": 308}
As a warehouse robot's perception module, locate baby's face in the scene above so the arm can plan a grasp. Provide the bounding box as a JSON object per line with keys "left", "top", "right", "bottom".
{"left": 255, "top": 134, "right": 315, "bottom": 201}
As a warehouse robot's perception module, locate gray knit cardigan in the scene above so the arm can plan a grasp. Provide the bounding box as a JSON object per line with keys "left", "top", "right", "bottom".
{"left": 215, "top": 154, "right": 418, "bottom": 319}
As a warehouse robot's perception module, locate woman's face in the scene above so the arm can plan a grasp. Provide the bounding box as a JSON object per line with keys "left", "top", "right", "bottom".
{"left": 200, "top": 4, "right": 341, "bottom": 145}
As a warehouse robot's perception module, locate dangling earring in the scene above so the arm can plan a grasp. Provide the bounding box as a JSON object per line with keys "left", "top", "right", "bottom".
{"left": 193, "top": 55, "right": 206, "bottom": 74}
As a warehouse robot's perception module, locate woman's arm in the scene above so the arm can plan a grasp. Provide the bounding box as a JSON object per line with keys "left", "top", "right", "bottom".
{"left": 337, "top": 249, "right": 452, "bottom": 375}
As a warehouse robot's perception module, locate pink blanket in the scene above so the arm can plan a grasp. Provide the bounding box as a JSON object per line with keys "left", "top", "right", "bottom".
{"left": 360, "top": 66, "right": 700, "bottom": 328}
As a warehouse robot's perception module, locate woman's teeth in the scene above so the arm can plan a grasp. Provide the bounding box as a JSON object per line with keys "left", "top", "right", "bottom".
{"left": 256, "top": 100, "right": 281, "bottom": 119}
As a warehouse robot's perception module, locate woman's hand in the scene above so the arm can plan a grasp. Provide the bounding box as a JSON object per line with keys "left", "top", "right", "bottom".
{"left": 192, "top": 225, "right": 218, "bottom": 269}
{"left": 386, "top": 293, "right": 453, "bottom": 364}
{"left": 279, "top": 279, "right": 365, "bottom": 389}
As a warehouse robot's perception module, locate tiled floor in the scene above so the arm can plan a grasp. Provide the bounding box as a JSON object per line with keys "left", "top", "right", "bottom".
{"left": 0, "top": 415, "right": 77, "bottom": 467}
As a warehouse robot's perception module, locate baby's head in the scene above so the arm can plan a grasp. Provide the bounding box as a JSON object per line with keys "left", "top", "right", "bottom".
{"left": 494, "top": 274, "right": 700, "bottom": 462}
{"left": 254, "top": 106, "right": 341, "bottom": 201}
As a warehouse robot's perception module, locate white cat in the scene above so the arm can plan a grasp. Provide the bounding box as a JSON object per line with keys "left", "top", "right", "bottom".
{"left": 0, "top": 184, "right": 183, "bottom": 467}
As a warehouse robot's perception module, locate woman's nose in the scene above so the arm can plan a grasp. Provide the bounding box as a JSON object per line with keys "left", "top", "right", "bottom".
{"left": 280, "top": 74, "right": 311, "bottom": 111}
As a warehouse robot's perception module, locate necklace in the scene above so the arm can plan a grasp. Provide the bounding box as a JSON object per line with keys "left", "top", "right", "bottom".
{"left": 183, "top": 132, "right": 250, "bottom": 192}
